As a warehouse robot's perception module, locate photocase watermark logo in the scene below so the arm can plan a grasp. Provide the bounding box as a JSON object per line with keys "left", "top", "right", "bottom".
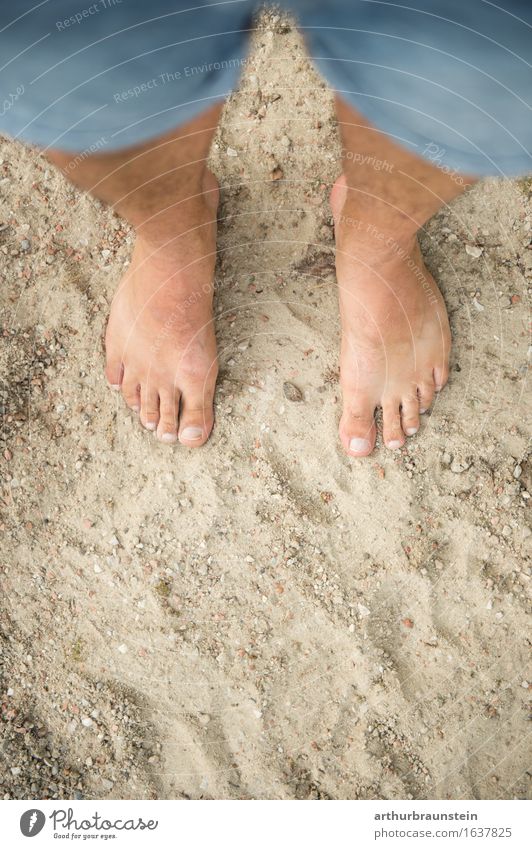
{"left": 422, "top": 142, "right": 466, "bottom": 186}
{"left": 62, "top": 135, "right": 108, "bottom": 173}
{"left": 340, "top": 147, "right": 394, "bottom": 173}
{"left": 20, "top": 809, "right": 46, "bottom": 837}
{"left": 113, "top": 57, "right": 250, "bottom": 103}
{"left": 0, "top": 84, "right": 24, "bottom": 118}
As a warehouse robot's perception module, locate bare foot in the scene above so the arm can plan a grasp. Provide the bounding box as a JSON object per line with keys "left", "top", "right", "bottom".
{"left": 105, "top": 169, "right": 219, "bottom": 446}
{"left": 331, "top": 175, "right": 451, "bottom": 457}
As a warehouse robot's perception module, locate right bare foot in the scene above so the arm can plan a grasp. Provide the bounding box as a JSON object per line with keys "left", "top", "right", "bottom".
{"left": 104, "top": 169, "right": 219, "bottom": 446}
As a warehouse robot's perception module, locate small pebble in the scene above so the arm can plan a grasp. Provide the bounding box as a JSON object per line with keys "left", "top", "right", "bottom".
{"left": 283, "top": 381, "right": 303, "bottom": 402}
{"left": 465, "top": 244, "right": 483, "bottom": 258}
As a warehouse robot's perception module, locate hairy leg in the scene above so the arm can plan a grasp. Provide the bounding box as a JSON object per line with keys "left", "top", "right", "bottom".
{"left": 47, "top": 103, "right": 223, "bottom": 446}
{"left": 332, "top": 97, "right": 476, "bottom": 456}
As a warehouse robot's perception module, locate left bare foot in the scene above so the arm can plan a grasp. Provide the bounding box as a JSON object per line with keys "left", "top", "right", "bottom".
{"left": 331, "top": 175, "right": 451, "bottom": 457}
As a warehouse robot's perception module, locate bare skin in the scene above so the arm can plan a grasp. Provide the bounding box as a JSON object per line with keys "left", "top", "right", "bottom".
{"left": 333, "top": 99, "right": 476, "bottom": 456}
{"left": 104, "top": 168, "right": 219, "bottom": 444}
{"left": 46, "top": 98, "right": 475, "bottom": 455}
{"left": 46, "top": 104, "right": 222, "bottom": 446}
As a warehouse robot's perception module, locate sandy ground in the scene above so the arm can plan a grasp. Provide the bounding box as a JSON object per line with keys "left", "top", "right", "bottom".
{"left": 1, "top": 12, "right": 531, "bottom": 801}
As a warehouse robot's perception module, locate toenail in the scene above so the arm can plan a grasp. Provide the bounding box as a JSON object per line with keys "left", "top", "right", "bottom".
{"left": 160, "top": 432, "right": 177, "bottom": 444}
{"left": 144, "top": 421, "right": 157, "bottom": 431}
{"left": 131, "top": 404, "right": 140, "bottom": 413}
{"left": 349, "top": 437, "right": 370, "bottom": 453}
{"left": 387, "top": 439, "right": 403, "bottom": 450}
{"left": 110, "top": 384, "right": 121, "bottom": 391}
{"left": 405, "top": 427, "right": 418, "bottom": 436}
{"left": 419, "top": 407, "right": 428, "bottom": 414}
{"left": 180, "top": 426, "right": 203, "bottom": 441}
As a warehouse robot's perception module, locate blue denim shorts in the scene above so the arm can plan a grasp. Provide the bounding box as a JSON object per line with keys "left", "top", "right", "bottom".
{"left": 1, "top": 1, "right": 531, "bottom": 176}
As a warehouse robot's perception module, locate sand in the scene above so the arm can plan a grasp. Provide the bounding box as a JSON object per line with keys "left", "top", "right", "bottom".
{"left": 1, "top": 12, "right": 530, "bottom": 801}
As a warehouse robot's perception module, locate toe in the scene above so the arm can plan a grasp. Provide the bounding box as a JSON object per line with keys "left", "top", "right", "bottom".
{"left": 157, "top": 388, "right": 180, "bottom": 444}
{"left": 401, "top": 395, "right": 420, "bottom": 437}
{"left": 105, "top": 329, "right": 124, "bottom": 389}
{"left": 433, "top": 364, "right": 449, "bottom": 393}
{"left": 105, "top": 357, "right": 123, "bottom": 390}
{"left": 382, "top": 399, "right": 405, "bottom": 450}
{"left": 178, "top": 381, "right": 214, "bottom": 447}
{"left": 121, "top": 375, "right": 140, "bottom": 412}
{"left": 339, "top": 396, "right": 377, "bottom": 457}
{"left": 418, "top": 376, "right": 435, "bottom": 413}
{"left": 140, "top": 382, "right": 160, "bottom": 431}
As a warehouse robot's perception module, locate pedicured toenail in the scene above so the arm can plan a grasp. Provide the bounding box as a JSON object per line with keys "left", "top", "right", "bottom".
{"left": 180, "top": 426, "right": 203, "bottom": 441}
{"left": 349, "top": 437, "right": 370, "bottom": 453}
{"left": 144, "top": 421, "right": 157, "bottom": 431}
{"left": 387, "top": 440, "right": 403, "bottom": 450}
{"left": 160, "top": 432, "right": 177, "bottom": 443}
{"left": 405, "top": 427, "right": 418, "bottom": 436}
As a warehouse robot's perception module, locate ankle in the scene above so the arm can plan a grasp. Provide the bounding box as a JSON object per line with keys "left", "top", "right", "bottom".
{"left": 134, "top": 195, "right": 214, "bottom": 250}
{"left": 336, "top": 208, "right": 418, "bottom": 263}
{"left": 332, "top": 179, "right": 421, "bottom": 258}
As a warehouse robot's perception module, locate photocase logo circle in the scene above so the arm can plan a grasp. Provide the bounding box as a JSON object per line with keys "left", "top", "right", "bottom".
{"left": 20, "top": 809, "right": 46, "bottom": 837}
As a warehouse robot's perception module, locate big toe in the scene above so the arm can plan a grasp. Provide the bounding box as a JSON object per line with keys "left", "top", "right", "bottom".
{"left": 340, "top": 395, "right": 377, "bottom": 457}
{"left": 105, "top": 344, "right": 123, "bottom": 390}
{"left": 178, "top": 378, "right": 215, "bottom": 447}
